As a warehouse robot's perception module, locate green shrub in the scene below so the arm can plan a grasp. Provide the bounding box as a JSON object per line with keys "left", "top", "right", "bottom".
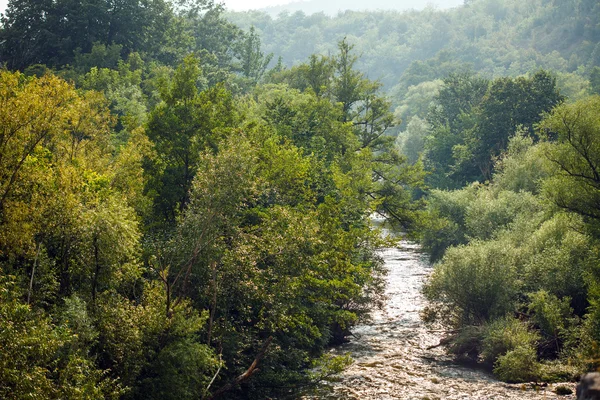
{"left": 493, "top": 346, "right": 541, "bottom": 383}
{"left": 522, "top": 214, "right": 592, "bottom": 314}
{"left": 539, "top": 361, "right": 580, "bottom": 382}
{"left": 527, "top": 290, "right": 572, "bottom": 352}
{"left": 424, "top": 239, "right": 519, "bottom": 326}
{"left": 420, "top": 186, "right": 478, "bottom": 261}
{"left": 465, "top": 190, "right": 542, "bottom": 241}
{"left": 481, "top": 317, "right": 540, "bottom": 365}
{"left": 493, "top": 134, "right": 553, "bottom": 194}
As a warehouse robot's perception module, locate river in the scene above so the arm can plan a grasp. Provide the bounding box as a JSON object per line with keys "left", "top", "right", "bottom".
{"left": 309, "top": 238, "right": 577, "bottom": 399}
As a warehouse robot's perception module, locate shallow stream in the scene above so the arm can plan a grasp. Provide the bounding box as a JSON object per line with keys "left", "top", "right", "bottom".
{"left": 310, "top": 239, "right": 577, "bottom": 399}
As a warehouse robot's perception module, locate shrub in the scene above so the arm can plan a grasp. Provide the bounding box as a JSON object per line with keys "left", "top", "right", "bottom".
{"left": 419, "top": 186, "right": 478, "bottom": 261}
{"left": 527, "top": 290, "right": 573, "bottom": 356}
{"left": 424, "top": 239, "right": 519, "bottom": 326}
{"left": 494, "top": 346, "right": 541, "bottom": 383}
{"left": 481, "top": 317, "right": 540, "bottom": 365}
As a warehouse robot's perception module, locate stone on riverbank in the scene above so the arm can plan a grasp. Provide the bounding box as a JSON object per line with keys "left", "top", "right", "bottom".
{"left": 577, "top": 373, "right": 600, "bottom": 400}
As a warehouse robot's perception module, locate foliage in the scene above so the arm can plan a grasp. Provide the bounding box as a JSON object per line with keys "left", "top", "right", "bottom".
{"left": 493, "top": 345, "right": 541, "bottom": 383}
{"left": 481, "top": 317, "right": 540, "bottom": 366}
{"left": 1, "top": 0, "right": 599, "bottom": 393}
{"left": 424, "top": 239, "right": 519, "bottom": 326}
{"left": 421, "top": 93, "right": 600, "bottom": 382}
{"left": 0, "top": 274, "right": 122, "bottom": 399}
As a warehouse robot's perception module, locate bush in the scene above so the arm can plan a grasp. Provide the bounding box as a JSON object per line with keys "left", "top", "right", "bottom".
{"left": 424, "top": 239, "right": 519, "bottom": 326}
{"left": 481, "top": 317, "right": 540, "bottom": 365}
{"left": 419, "top": 186, "right": 478, "bottom": 261}
{"left": 522, "top": 214, "right": 592, "bottom": 315}
{"left": 539, "top": 361, "right": 580, "bottom": 382}
{"left": 493, "top": 346, "right": 541, "bottom": 383}
{"left": 527, "top": 290, "right": 573, "bottom": 356}
{"left": 465, "top": 190, "right": 542, "bottom": 241}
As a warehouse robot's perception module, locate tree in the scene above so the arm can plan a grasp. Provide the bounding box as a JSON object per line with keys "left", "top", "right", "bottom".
{"left": 470, "top": 70, "right": 564, "bottom": 180}
{"left": 590, "top": 66, "right": 600, "bottom": 95}
{"left": 540, "top": 96, "right": 600, "bottom": 226}
{"left": 424, "top": 72, "right": 489, "bottom": 188}
{"left": 236, "top": 26, "right": 273, "bottom": 86}
{"left": 0, "top": 0, "right": 174, "bottom": 70}
{"left": 332, "top": 38, "right": 365, "bottom": 123}
{"left": 145, "top": 55, "right": 239, "bottom": 223}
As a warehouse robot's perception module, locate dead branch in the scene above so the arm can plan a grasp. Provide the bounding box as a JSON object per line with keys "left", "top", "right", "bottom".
{"left": 207, "top": 336, "right": 273, "bottom": 400}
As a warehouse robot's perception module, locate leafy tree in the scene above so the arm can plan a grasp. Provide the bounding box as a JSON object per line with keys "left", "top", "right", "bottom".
{"left": 590, "top": 66, "right": 600, "bottom": 95}
{"left": 424, "top": 72, "right": 489, "bottom": 188}
{"left": 145, "top": 55, "right": 239, "bottom": 223}
{"left": 0, "top": 274, "right": 122, "bottom": 399}
{"left": 540, "top": 96, "right": 600, "bottom": 227}
{"left": 236, "top": 26, "right": 273, "bottom": 86}
{"left": 0, "top": 0, "right": 174, "bottom": 70}
{"left": 468, "top": 70, "right": 564, "bottom": 180}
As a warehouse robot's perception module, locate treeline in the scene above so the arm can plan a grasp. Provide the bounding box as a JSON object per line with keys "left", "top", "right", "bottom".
{"left": 228, "top": 0, "right": 600, "bottom": 128}
{"left": 0, "top": 1, "right": 423, "bottom": 399}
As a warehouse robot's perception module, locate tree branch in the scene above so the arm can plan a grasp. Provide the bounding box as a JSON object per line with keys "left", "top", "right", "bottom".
{"left": 207, "top": 336, "right": 274, "bottom": 400}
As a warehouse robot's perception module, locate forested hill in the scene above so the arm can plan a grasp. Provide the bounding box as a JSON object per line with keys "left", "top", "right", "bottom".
{"left": 228, "top": 0, "right": 600, "bottom": 96}
{"left": 259, "top": 0, "right": 464, "bottom": 17}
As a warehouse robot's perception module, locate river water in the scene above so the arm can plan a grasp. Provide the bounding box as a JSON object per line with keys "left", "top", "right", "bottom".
{"left": 310, "top": 239, "right": 577, "bottom": 399}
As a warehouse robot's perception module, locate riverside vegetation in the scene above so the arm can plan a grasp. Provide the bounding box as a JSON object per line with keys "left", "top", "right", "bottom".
{"left": 0, "top": 0, "right": 599, "bottom": 398}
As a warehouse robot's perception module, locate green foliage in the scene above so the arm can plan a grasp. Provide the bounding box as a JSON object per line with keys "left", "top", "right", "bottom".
{"left": 540, "top": 96, "right": 600, "bottom": 227}
{"left": 527, "top": 290, "right": 573, "bottom": 355}
{"left": 396, "top": 116, "right": 429, "bottom": 164}
{"left": 236, "top": 26, "right": 274, "bottom": 85}
{"left": 481, "top": 317, "right": 540, "bottom": 366}
{"left": 419, "top": 90, "right": 600, "bottom": 383}
{"left": 591, "top": 67, "right": 600, "bottom": 95}
{"left": 423, "top": 70, "right": 563, "bottom": 188}
{"left": 145, "top": 55, "right": 239, "bottom": 223}
{"left": 5, "top": 0, "right": 599, "bottom": 393}
{"left": 493, "top": 346, "right": 541, "bottom": 383}
{"left": 0, "top": 0, "right": 174, "bottom": 69}
{"left": 493, "top": 132, "right": 554, "bottom": 194}
{"left": 424, "top": 239, "right": 519, "bottom": 326}
{"left": 0, "top": 274, "right": 122, "bottom": 399}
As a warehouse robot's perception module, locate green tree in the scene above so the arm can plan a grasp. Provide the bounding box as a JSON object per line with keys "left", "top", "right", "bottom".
{"left": 237, "top": 26, "right": 273, "bottom": 86}
{"left": 145, "top": 55, "right": 239, "bottom": 223}
{"left": 540, "top": 96, "right": 600, "bottom": 226}
{"left": 590, "top": 66, "right": 600, "bottom": 95}
{"left": 0, "top": 0, "right": 174, "bottom": 70}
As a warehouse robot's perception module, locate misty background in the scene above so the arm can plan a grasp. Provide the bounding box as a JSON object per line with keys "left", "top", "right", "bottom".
{"left": 1, "top": 0, "right": 464, "bottom": 15}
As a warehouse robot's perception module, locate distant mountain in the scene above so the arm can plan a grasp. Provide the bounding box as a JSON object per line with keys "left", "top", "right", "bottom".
{"left": 260, "top": 0, "right": 465, "bottom": 16}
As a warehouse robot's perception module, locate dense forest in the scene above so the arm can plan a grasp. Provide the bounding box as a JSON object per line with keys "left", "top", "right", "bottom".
{"left": 258, "top": 0, "right": 464, "bottom": 18}
{"left": 0, "top": 0, "right": 600, "bottom": 398}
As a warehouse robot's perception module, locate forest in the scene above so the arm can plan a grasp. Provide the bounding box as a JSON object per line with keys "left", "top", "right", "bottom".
{"left": 0, "top": 0, "right": 599, "bottom": 398}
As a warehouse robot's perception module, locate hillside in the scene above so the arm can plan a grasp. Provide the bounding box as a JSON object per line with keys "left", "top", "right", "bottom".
{"left": 228, "top": 0, "right": 600, "bottom": 98}
{"left": 259, "top": 0, "right": 464, "bottom": 16}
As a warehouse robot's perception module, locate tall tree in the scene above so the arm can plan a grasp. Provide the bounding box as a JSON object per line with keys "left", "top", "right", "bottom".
{"left": 145, "top": 55, "right": 238, "bottom": 224}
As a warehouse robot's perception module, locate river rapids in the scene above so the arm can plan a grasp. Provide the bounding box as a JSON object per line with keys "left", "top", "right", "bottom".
{"left": 308, "top": 238, "right": 577, "bottom": 399}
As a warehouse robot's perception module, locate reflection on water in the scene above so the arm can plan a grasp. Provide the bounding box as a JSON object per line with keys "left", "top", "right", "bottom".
{"left": 308, "top": 238, "right": 576, "bottom": 399}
